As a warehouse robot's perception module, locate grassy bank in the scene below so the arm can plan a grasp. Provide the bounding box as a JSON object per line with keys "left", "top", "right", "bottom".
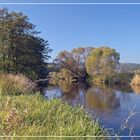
{"left": 0, "top": 94, "right": 105, "bottom": 136}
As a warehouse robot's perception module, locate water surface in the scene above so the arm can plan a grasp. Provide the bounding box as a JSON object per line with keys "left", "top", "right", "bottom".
{"left": 44, "top": 80, "right": 140, "bottom": 136}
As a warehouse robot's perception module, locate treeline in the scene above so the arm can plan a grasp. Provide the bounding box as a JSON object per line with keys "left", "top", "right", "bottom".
{"left": 0, "top": 8, "right": 52, "bottom": 79}
{"left": 1, "top": 8, "right": 139, "bottom": 84}
{"left": 52, "top": 47, "right": 138, "bottom": 85}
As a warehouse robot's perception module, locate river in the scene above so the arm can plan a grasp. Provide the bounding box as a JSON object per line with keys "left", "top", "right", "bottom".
{"left": 43, "top": 80, "right": 140, "bottom": 136}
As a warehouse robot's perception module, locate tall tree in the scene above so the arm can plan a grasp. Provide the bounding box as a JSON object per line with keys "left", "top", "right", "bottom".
{"left": 0, "top": 8, "right": 52, "bottom": 79}
{"left": 85, "top": 47, "right": 120, "bottom": 77}
{"left": 54, "top": 47, "right": 94, "bottom": 80}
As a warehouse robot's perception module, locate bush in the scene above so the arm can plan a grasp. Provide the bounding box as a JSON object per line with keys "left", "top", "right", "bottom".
{"left": 91, "top": 73, "right": 133, "bottom": 86}
{"left": 111, "top": 72, "right": 133, "bottom": 85}
{"left": 0, "top": 74, "right": 36, "bottom": 95}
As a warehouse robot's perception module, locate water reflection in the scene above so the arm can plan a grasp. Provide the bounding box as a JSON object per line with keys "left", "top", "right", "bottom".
{"left": 86, "top": 87, "right": 120, "bottom": 110}
{"left": 58, "top": 80, "right": 76, "bottom": 93}
{"left": 45, "top": 80, "right": 134, "bottom": 111}
{"left": 44, "top": 80, "right": 140, "bottom": 135}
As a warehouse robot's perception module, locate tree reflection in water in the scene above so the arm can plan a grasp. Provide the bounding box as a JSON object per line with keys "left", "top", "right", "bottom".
{"left": 46, "top": 80, "right": 134, "bottom": 111}
{"left": 85, "top": 86, "right": 120, "bottom": 110}
{"left": 56, "top": 81, "right": 121, "bottom": 111}
{"left": 60, "top": 82, "right": 87, "bottom": 106}
{"left": 58, "top": 80, "right": 75, "bottom": 93}
{"left": 44, "top": 80, "right": 140, "bottom": 135}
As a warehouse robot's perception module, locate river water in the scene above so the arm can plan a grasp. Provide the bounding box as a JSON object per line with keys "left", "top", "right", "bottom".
{"left": 43, "top": 80, "right": 140, "bottom": 136}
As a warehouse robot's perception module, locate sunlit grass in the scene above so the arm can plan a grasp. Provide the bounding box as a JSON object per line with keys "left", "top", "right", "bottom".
{"left": 0, "top": 94, "right": 105, "bottom": 136}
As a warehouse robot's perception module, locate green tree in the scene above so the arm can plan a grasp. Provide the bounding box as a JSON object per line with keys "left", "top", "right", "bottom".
{"left": 0, "top": 8, "right": 52, "bottom": 79}
{"left": 55, "top": 47, "right": 94, "bottom": 81}
{"left": 86, "top": 47, "right": 120, "bottom": 77}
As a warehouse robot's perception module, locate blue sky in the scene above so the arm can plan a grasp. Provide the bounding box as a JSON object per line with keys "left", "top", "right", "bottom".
{"left": 0, "top": 4, "right": 140, "bottom": 63}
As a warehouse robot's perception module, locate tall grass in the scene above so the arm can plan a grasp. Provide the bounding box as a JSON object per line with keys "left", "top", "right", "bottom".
{"left": 131, "top": 74, "right": 140, "bottom": 86}
{"left": 0, "top": 74, "right": 36, "bottom": 95}
{"left": 0, "top": 94, "right": 105, "bottom": 136}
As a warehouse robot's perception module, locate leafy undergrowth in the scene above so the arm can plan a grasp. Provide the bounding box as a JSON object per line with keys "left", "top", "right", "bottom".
{"left": 0, "top": 94, "right": 106, "bottom": 136}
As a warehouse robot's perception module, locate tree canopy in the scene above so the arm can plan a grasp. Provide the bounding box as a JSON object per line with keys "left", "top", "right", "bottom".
{"left": 0, "top": 8, "right": 52, "bottom": 79}
{"left": 85, "top": 47, "right": 120, "bottom": 77}
{"left": 54, "top": 47, "right": 94, "bottom": 80}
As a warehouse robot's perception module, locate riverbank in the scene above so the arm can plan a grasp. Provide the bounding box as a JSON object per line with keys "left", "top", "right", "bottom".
{"left": 0, "top": 93, "right": 106, "bottom": 136}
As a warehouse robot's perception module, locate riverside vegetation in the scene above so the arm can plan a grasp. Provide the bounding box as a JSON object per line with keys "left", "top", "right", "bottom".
{"left": 0, "top": 8, "right": 140, "bottom": 136}
{"left": 0, "top": 74, "right": 105, "bottom": 136}
{"left": 0, "top": 8, "right": 106, "bottom": 136}
{"left": 51, "top": 47, "right": 139, "bottom": 86}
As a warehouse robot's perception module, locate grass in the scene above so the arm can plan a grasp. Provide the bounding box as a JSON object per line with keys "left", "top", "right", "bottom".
{"left": 0, "top": 138, "right": 106, "bottom": 140}
{"left": 0, "top": 93, "right": 106, "bottom": 136}
{"left": 0, "top": 74, "right": 36, "bottom": 96}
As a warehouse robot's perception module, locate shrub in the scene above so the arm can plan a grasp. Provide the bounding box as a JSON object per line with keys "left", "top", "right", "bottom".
{"left": 92, "top": 73, "right": 133, "bottom": 86}
{"left": 113, "top": 72, "right": 133, "bottom": 85}
{"left": 0, "top": 74, "right": 36, "bottom": 95}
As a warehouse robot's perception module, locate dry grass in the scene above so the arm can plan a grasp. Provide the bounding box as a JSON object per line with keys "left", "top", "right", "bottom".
{"left": 0, "top": 74, "right": 36, "bottom": 95}
{"left": 131, "top": 74, "right": 140, "bottom": 86}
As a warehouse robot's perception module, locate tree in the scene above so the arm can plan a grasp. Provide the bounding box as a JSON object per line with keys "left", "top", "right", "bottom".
{"left": 0, "top": 8, "right": 52, "bottom": 79}
{"left": 15, "top": 35, "right": 51, "bottom": 79}
{"left": 54, "top": 47, "right": 94, "bottom": 81}
{"left": 86, "top": 47, "right": 120, "bottom": 77}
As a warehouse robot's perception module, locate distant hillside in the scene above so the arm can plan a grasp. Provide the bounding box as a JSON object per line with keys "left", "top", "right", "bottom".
{"left": 47, "top": 62, "right": 140, "bottom": 74}
{"left": 117, "top": 63, "right": 140, "bottom": 73}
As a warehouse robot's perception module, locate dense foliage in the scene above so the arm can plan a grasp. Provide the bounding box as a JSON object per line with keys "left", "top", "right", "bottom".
{"left": 86, "top": 47, "right": 120, "bottom": 77}
{"left": 0, "top": 8, "right": 52, "bottom": 79}
{"left": 53, "top": 47, "right": 130, "bottom": 85}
